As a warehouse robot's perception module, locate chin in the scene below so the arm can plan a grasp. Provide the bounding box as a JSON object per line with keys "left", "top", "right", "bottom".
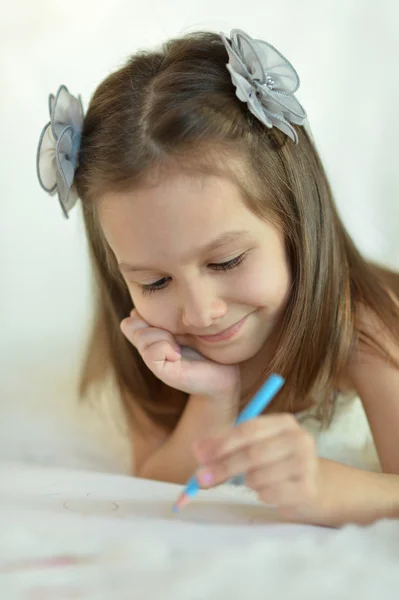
{"left": 198, "top": 342, "right": 260, "bottom": 365}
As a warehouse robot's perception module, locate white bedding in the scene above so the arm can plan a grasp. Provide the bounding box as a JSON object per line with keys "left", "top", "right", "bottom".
{"left": 1, "top": 461, "right": 398, "bottom": 599}
{"left": 1, "top": 364, "right": 398, "bottom": 599}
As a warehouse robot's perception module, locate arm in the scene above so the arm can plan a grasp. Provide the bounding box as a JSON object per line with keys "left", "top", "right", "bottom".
{"left": 192, "top": 313, "right": 399, "bottom": 527}
{"left": 294, "top": 305, "right": 399, "bottom": 527}
{"left": 121, "top": 312, "right": 241, "bottom": 484}
{"left": 299, "top": 458, "right": 399, "bottom": 527}
{"left": 347, "top": 304, "right": 399, "bottom": 474}
{"left": 137, "top": 392, "right": 239, "bottom": 483}
{"left": 288, "top": 305, "right": 399, "bottom": 526}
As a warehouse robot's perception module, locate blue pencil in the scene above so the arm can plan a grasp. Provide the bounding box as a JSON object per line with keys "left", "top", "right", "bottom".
{"left": 172, "top": 373, "right": 285, "bottom": 512}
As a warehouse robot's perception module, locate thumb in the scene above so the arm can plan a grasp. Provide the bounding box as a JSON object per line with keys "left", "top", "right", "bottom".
{"left": 174, "top": 333, "right": 191, "bottom": 347}
{"left": 179, "top": 345, "right": 207, "bottom": 362}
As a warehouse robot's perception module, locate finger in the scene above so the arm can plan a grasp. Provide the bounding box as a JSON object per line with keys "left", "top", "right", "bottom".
{"left": 141, "top": 338, "right": 181, "bottom": 365}
{"left": 196, "top": 433, "right": 295, "bottom": 488}
{"left": 257, "top": 478, "right": 317, "bottom": 511}
{"left": 245, "top": 453, "right": 309, "bottom": 491}
{"left": 133, "top": 327, "right": 179, "bottom": 354}
{"left": 122, "top": 319, "right": 179, "bottom": 353}
{"left": 194, "top": 414, "right": 298, "bottom": 463}
{"left": 179, "top": 346, "right": 206, "bottom": 361}
{"left": 120, "top": 314, "right": 149, "bottom": 343}
{"left": 256, "top": 480, "right": 301, "bottom": 507}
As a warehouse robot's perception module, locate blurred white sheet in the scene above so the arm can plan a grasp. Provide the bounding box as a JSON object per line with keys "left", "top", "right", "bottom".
{"left": 1, "top": 462, "right": 398, "bottom": 599}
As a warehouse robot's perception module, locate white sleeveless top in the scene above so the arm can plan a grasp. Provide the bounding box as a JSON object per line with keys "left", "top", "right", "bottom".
{"left": 296, "top": 389, "right": 381, "bottom": 472}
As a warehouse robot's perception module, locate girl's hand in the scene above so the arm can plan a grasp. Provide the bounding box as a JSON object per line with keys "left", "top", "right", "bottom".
{"left": 193, "top": 414, "right": 320, "bottom": 519}
{"left": 121, "top": 309, "right": 240, "bottom": 399}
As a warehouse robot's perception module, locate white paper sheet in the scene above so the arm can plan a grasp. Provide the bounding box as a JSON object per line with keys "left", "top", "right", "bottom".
{"left": 0, "top": 460, "right": 318, "bottom": 544}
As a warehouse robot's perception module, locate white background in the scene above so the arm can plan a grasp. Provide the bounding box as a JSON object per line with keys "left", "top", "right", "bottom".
{"left": 0, "top": 0, "right": 398, "bottom": 468}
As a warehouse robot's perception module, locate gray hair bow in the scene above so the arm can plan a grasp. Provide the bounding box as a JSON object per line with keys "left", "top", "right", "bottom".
{"left": 36, "top": 85, "right": 84, "bottom": 217}
{"left": 220, "top": 29, "right": 306, "bottom": 143}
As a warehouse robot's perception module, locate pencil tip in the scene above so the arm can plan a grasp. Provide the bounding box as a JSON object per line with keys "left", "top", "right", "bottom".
{"left": 173, "top": 493, "right": 191, "bottom": 512}
{"left": 172, "top": 492, "right": 184, "bottom": 514}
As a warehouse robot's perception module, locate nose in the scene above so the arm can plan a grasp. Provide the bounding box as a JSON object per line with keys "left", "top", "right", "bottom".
{"left": 180, "top": 280, "right": 227, "bottom": 330}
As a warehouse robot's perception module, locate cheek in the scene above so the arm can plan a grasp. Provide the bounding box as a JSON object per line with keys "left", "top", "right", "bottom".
{"left": 267, "top": 263, "right": 292, "bottom": 306}
{"left": 240, "top": 253, "right": 291, "bottom": 308}
{"left": 129, "top": 288, "right": 179, "bottom": 331}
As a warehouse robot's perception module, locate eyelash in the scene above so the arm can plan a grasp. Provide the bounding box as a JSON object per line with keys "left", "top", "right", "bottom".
{"left": 140, "top": 252, "right": 246, "bottom": 296}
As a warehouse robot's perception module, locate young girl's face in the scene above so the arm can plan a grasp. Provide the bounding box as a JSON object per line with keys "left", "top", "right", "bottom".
{"left": 99, "top": 172, "right": 292, "bottom": 366}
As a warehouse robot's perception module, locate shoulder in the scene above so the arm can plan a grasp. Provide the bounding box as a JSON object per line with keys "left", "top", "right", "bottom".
{"left": 347, "top": 301, "right": 399, "bottom": 409}
{"left": 345, "top": 301, "right": 399, "bottom": 408}
{"left": 346, "top": 303, "right": 399, "bottom": 472}
{"left": 352, "top": 302, "right": 399, "bottom": 364}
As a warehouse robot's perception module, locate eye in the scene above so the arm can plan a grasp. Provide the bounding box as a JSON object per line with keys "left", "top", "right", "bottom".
{"left": 141, "top": 276, "right": 171, "bottom": 295}
{"left": 209, "top": 252, "right": 246, "bottom": 271}
{"left": 139, "top": 252, "right": 246, "bottom": 296}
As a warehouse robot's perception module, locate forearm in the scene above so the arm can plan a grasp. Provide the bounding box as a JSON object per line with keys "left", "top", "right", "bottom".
{"left": 301, "top": 459, "right": 399, "bottom": 527}
{"left": 137, "top": 392, "right": 239, "bottom": 484}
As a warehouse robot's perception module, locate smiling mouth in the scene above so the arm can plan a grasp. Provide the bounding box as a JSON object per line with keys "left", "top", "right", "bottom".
{"left": 195, "top": 315, "right": 248, "bottom": 343}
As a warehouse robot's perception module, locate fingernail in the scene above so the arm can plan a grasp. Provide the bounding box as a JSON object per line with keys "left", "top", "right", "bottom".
{"left": 174, "top": 343, "right": 181, "bottom": 352}
{"left": 197, "top": 469, "right": 213, "bottom": 486}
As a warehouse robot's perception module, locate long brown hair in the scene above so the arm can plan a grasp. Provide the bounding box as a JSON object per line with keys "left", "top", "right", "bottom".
{"left": 74, "top": 31, "right": 399, "bottom": 432}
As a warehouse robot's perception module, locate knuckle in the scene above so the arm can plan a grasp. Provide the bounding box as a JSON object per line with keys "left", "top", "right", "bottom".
{"left": 146, "top": 339, "right": 169, "bottom": 359}
{"left": 131, "top": 327, "right": 147, "bottom": 348}
{"left": 304, "top": 432, "right": 316, "bottom": 453}
{"left": 230, "top": 428, "right": 246, "bottom": 449}
{"left": 239, "top": 420, "right": 257, "bottom": 439}
{"left": 218, "top": 461, "right": 231, "bottom": 481}
{"left": 294, "top": 453, "right": 308, "bottom": 475}
{"left": 127, "top": 330, "right": 139, "bottom": 348}
{"left": 245, "top": 469, "right": 261, "bottom": 489}
{"left": 258, "top": 486, "right": 276, "bottom": 504}
{"left": 293, "top": 444, "right": 315, "bottom": 474}
{"left": 244, "top": 470, "right": 254, "bottom": 487}
{"left": 243, "top": 443, "right": 260, "bottom": 464}
{"left": 297, "top": 478, "right": 316, "bottom": 501}
{"left": 299, "top": 430, "right": 316, "bottom": 455}
{"left": 166, "top": 332, "right": 178, "bottom": 347}
{"left": 289, "top": 426, "right": 314, "bottom": 453}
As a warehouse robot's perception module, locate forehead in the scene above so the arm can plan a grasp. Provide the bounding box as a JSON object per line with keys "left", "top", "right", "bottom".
{"left": 98, "top": 172, "right": 263, "bottom": 261}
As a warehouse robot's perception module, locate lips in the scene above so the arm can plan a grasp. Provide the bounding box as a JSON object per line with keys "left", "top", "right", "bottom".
{"left": 195, "top": 315, "right": 247, "bottom": 343}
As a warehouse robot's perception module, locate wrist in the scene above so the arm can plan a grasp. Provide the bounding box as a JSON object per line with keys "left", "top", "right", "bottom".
{"left": 310, "top": 458, "right": 399, "bottom": 527}
{"left": 207, "top": 377, "right": 241, "bottom": 404}
{"left": 189, "top": 389, "right": 240, "bottom": 428}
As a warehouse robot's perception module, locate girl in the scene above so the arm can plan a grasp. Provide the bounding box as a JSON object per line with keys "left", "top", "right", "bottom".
{"left": 36, "top": 29, "right": 399, "bottom": 527}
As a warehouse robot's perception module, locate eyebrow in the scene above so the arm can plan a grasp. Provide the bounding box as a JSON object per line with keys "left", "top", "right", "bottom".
{"left": 118, "top": 230, "right": 252, "bottom": 273}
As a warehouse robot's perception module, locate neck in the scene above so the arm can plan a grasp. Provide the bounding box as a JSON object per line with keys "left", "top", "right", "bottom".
{"left": 239, "top": 333, "right": 279, "bottom": 400}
